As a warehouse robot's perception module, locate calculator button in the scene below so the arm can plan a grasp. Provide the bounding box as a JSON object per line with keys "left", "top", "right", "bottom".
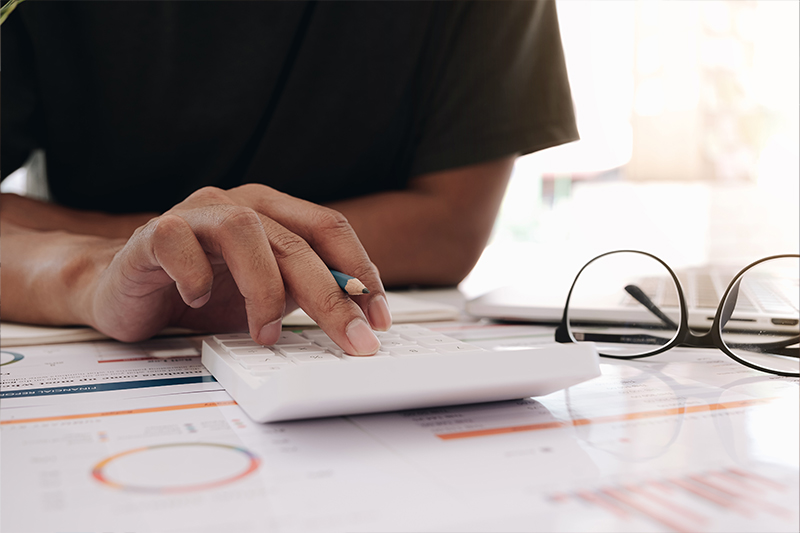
{"left": 213, "top": 333, "right": 252, "bottom": 342}
{"left": 397, "top": 329, "right": 442, "bottom": 340}
{"left": 301, "top": 330, "right": 331, "bottom": 340}
{"left": 434, "top": 343, "right": 483, "bottom": 354}
{"left": 289, "top": 352, "right": 340, "bottom": 364}
{"left": 415, "top": 335, "right": 461, "bottom": 347}
{"left": 374, "top": 331, "right": 402, "bottom": 340}
{"left": 278, "top": 345, "right": 330, "bottom": 356}
{"left": 342, "top": 350, "right": 390, "bottom": 359}
{"left": 380, "top": 338, "right": 418, "bottom": 349}
{"left": 219, "top": 339, "right": 263, "bottom": 351}
{"left": 389, "top": 324, "right": 428, "bottom": 332}
{"left": 388, "top": 345, "right": 437, "bottom": 356}
{"left": 237, "top": 354, "right": 288, "bottom": 364}
{"left": 274, "top": 332, "right": 312, "bottom": 345}
{"left": 238, "top": 355, "right": 290, "bottom": 369}
{"left": 312, "top": 341, "right": 344, "bottom": 356}
{"left": 229, "top": 347, "right": 276, "bottom": 359}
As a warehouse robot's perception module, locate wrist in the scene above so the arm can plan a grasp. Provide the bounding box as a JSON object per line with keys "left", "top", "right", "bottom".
{"left": 62, "top": 237, "right": 125, "bottom": 329}
{"left": 0, "top": 226, "right": 122, "bottom": 327}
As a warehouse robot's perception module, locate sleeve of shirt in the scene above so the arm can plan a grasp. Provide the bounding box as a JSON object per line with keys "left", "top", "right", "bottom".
{"left": 409, "top": 0, "right": 578, "bottom": 177}
{"left": 1, "top": 10, "right": 43, "bottom": 181}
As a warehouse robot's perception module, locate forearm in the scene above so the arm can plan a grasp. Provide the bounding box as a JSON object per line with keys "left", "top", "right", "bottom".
{"left": 327, "top": 192, "right": 475, "bottom": 287}
{"left": 327, "top": 157, "right": 514, "bottom": 287}
{"left": 0, "top": 193, "right": 156, "bottom": 237}
{"left": 0, "top": 221, "right": 119, "bottom": 326}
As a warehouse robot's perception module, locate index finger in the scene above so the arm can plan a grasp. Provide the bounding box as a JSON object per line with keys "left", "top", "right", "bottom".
{"left": 227, "top": 185, "right": 392, "bottom": 331}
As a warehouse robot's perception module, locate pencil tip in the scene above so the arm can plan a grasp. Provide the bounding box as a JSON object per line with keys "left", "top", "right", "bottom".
{"left": 362, "top": 288, "right": 370, "bottom": 294}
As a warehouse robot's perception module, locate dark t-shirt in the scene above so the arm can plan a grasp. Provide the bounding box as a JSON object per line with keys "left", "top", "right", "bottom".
{"left": 1, "top": 1, "right": 578, "bottom": 214}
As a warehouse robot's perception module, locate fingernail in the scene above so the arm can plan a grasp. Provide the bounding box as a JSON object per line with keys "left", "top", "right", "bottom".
{"left": 189, "top": 292, "right": 211, "bottom": 308}
{"left": 367, "top": 295, "right": 392, "bottom": 331}
{"left": 346, "top": 318, "right": 381, "bottom": 355}
{"left": 258, "top": 318, "right": 283, "bottom": 345}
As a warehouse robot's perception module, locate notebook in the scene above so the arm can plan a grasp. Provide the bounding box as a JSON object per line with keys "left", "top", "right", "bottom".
{"left": 466, "top": 265, "right": 799, "bottom": 334}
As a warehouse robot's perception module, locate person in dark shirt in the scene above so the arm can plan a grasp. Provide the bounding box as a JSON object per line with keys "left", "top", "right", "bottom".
{"left": 0, "top": 1, "right": 577, "bottom": 354}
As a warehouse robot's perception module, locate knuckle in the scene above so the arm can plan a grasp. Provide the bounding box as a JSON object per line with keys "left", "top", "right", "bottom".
{"left": 179, "top": 272, "right": 213, "bottom": 302}
{"left": 188, "top": 186, "right": 229, "bottom": 205}
{"left": 228, "top": 183, "right": 279, "bottom": 210}
{"left": 316, "top": 288, "right": 352, "bottom": 317}
{"left": 268, "top": 230, "right": 310, "bottom": 260}
{"left": 234, "top": 183, "right": 271, "bottom": 196}
{"left": 217, "top": 205, "right": 263, "bottom": 232}
{"left": 353, "top": 259, "right": 380, "bottom": 283}
{"left": 149, "top": 214, "right": 187, "bottom": 243}
{"left": 311, "top": 207, "right": 351, "bottom": 234}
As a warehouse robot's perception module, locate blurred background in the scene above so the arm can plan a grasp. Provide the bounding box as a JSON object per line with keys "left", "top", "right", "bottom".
{"left": 462, "top": 0, "right": 800, "bottom": 298}
{"left": 3, "top": 0, "right": 797, "bottom": 300}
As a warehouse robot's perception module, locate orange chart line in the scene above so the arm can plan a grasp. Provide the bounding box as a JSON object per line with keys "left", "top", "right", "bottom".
{"left": 436, "top": 398, "right": 774, "bottom": 440}
{"left": 0, "top": 401, "right": 237, "bottom": 426}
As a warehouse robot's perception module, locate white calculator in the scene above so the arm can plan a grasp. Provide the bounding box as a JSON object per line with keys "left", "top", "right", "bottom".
{"left": 201, "top": 324, "right": 600, "bottom": 423}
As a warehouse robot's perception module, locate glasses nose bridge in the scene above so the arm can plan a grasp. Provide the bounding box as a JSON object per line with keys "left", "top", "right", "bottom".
{"left": 677, "top": 326, "right": 717, "bottom": 348}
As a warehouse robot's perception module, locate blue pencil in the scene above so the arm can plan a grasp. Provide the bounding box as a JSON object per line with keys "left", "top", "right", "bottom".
{"left": 330, "top": 269, "right": 369, "bottom": 295}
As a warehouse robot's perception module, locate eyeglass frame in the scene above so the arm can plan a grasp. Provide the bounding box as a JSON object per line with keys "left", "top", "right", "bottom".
{"left": 554, "top": 250, "right": 800, "bottom": 377}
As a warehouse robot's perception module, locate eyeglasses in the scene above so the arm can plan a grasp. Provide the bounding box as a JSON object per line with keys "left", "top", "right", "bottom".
{"left": 554, "top": 251, "right": 799, "bottom": 377}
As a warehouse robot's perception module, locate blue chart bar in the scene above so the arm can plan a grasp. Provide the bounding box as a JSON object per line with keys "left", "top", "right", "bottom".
{"left": 0, "top": 375, "right": 217, "bottom": 398}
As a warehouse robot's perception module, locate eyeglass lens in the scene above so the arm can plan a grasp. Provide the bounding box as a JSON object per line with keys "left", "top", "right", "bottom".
{"left": 719, "top": 256, "right": 799, "bottom": 375}
{"left": 566, "top": 252, "right": 682, "bottom": 357}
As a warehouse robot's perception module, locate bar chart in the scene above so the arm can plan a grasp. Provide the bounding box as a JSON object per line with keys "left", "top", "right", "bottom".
{"left": 548, "top": 467, "right": 796, "bottom": 533}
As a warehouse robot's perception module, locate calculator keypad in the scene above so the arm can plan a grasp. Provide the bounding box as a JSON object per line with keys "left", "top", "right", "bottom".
{"left": 214, "top": 327, "right": 485, "bottom": 377}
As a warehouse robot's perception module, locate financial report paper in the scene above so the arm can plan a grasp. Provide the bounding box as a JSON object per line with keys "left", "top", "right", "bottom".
{"left": 2, "top": 323, "right": 798, "bottom": 532}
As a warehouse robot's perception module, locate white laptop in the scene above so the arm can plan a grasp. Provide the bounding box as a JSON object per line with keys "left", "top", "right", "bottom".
{"left": 466, "top": 265, "right": 799, "bottom": 335}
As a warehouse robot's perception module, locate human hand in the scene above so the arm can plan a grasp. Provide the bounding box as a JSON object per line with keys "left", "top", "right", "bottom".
{"left": 86, "top": 185, "right": 391, "bottom": 354}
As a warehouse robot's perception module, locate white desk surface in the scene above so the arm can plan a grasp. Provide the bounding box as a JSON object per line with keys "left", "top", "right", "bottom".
{"left": 2, "top": 288, "right": 797, "bottom": 533}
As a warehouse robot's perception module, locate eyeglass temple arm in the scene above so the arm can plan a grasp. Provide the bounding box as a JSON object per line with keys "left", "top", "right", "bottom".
{"left": 571, "top": 331, "right": 672, "bottom": 346}
{"left": 624, "top": 285, "right": 679, "bottom": 330}
{"left": 624, "top": 277, "right": 755, "bottom": 334}
{"left": 568, "top": 330, "right": 797, "bottom": 359}
{"left": 555, "top": 284, "right": 679, "bottom": 344}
